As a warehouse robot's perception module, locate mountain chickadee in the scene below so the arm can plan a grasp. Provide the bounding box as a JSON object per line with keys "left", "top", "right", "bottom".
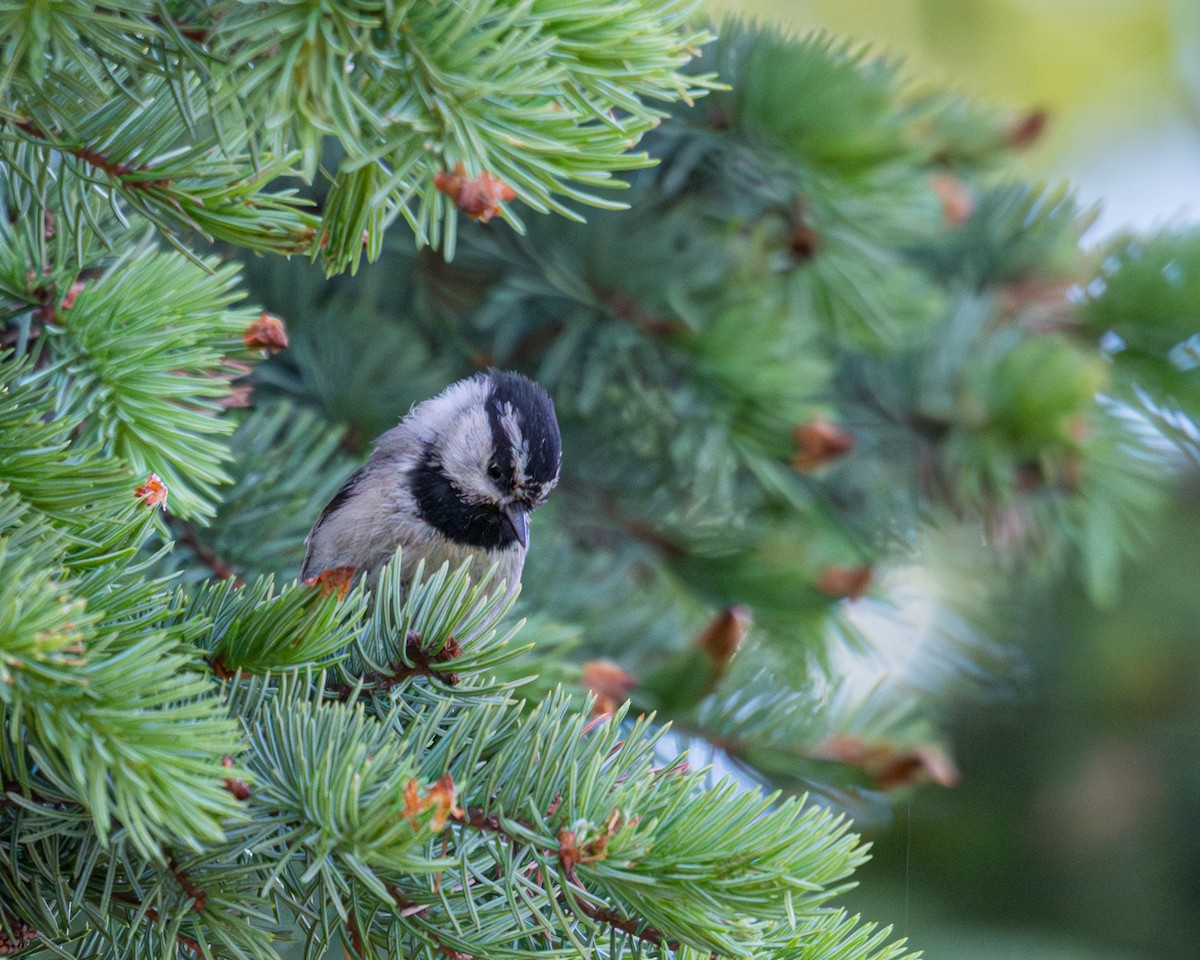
{"left": 302, "top": 370, "right": 561, "bottom": 593}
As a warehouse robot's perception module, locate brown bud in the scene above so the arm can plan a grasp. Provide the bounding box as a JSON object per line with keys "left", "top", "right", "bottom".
{"left": 303, "top": 565, "right": 357, "bottom": 600}
{"left": 242, "top": 312, "right": 289, "bottom": 352}
{"left": 433, "top": 164, "right": 516, "bottom": 223}
{"left": 999, "top": 278, "right": 1074, "bottom": 327}
{"left": 792, "top": 417, "right": 855, "bottom": 471}
{"left": 789, "top": 220, "right": 820, "bottom": 261}
{"left": 814, "top": 734, "right": 959, "bottom": 790}
{"left": 930, "top": 171, "right": 974, "bottom": 226}
{"left": 816, "top": 564, "right": 872, "bottom": 600}
{"left": 224, "top": 778, "right": 251, "bottom": 800}
{"left": 558, "top": 809, "right": 626, "bottom": 871}
{"left": 693, "top": 606, "right": 750, "bottom": 670}
{"left": 134, "top": 473, "right": 168, "bottom": 509}
{"left": 401, "top": 773, "right": 462, "bottom": 831}
{"left": 582, "top": 660, "right": 636, "bottom": 717}
{"left": 426, "top": 773, "right": 461, "bottom": 831}
{"left": 0, "top": 918, "right": 37, "bottom": 955}
{"left": 220, "top": 759, "right": 252, "bottom": 800}
{"left": 59, "top": 280, "right": 86, "bottom": 311}
{"left": 1008, "top": 108, "right": 1048, "bottom": 149}
{"left": 219, "top": 383, "right": 255, "bottom": 409}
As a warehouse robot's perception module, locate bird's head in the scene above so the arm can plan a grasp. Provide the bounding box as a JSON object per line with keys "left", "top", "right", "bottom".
{"left": 410, "top": 370, "right": 561, "bottom": 549}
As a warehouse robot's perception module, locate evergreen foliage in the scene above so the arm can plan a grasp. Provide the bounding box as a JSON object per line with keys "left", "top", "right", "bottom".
{"left": 0, "top": 4, "right": 1196, "bottom": 960}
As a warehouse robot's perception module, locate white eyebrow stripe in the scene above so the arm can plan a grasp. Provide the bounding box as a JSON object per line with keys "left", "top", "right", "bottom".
{"left": 497, "top": 403, "right": 529, "bottom": 477}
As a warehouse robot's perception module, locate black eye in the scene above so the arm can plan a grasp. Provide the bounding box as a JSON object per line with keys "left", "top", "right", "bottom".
{"left": 487, "top": 461, "right": 505, "bottom": 483}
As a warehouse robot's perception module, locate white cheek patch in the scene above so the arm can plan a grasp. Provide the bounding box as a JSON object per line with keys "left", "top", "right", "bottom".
{"left": 438, "top": 405, "right": 496, "bottom": 502}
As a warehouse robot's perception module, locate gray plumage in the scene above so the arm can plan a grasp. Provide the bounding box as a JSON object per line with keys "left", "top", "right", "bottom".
{"left": 302, "top": 370, "right": 561, "bottom": 595}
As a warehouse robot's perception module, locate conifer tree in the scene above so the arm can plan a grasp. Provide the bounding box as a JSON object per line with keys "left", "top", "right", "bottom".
{"left": 1, "top": 4, "right": 1197, "bottom": 960}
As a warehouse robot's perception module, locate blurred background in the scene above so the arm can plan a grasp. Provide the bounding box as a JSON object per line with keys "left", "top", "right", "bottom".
{"left": 702, "top": 3, "right": 1200, "bottom": 959}
{"left": 712, "top": 0, "right": 1200, "bottom": 238}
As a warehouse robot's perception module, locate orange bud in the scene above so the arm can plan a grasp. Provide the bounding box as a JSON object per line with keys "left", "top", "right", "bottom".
{"left": 134, "top": 473, "right": 168, "bottom": 509}
{"left": 930, "top": 171, "right": 974, "bottom": 226}
{"left": 792, "top": 417, "right": 855, "bottom": 471}
{"left": 425, "top": 772, "right": 462, "bottom": 831}
{"left": 1009, "top": 108, "right": 1048, "bottom": 149}
{"left": 814, "top": 734, "right": 959, "bottom": 790}
{"left": 693, "top": 606, "right": 750, "bottom": 668}
{"left": 816, "top": 564, "right": 872, "bottom": 600}
{"left": 401, "top": 778, "right": 423, "bottom": 828}
{"left": 558, "top": 810, "right": 626, "bottom": 871}
{"left": 582, "top": 660, "right": 636, "bottom": 717}
{"left": 303, "top": 565, "right": 356, "bottom": 600}
{"left": 242, "top": 312, "right": 289, "bottom": 352}
{"left": 59, "top": 280, "right": 87, "bottom": 311}
{"left": 401, "top": 773, "right": 462, "bottom": 831}
{"left": 219, "top": 383, "right": 255, "bottom": 409}
{"left": 220, "top": 757, "right": 252, "bottom": 800}
{"left": 434, "top": 164, "right": 516, "bottom": 223}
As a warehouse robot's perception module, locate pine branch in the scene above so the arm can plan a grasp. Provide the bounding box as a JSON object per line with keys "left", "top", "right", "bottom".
{"left": 1, "top": 0, "right": 717, "bottom": 268}
{"left": 560, "top": 867, "right": 681, "bottom": 953}
{"left": 11, "top": 117, "right": 174, "bottom": 192}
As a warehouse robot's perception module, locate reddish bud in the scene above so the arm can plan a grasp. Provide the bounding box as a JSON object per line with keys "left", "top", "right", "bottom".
{"left": 134, "top": 473, "right": 168, "bottom": 509}
{"left": 242, "top": 312, "right": 290, "bottom": 352}
{"left": 59, "top": 280, "right": 86, "bottom": 311}
{"left": 434, "top": 164, "right": 516, "bottom": 223}
{"left": 558, "top": 810, "right": 626, "bottom": 871}
{"left": 1009, "top": 109, "right": 1048, "bottom": 149}
{"left": 817, "top": 564, "right": 872, "bottom": 600}
{"left": 582, "top": 660, "right": 636, "bottom": 717}
{"left": 303, "top": 565, "right": 356, "bottom": 600}
{"left": 220, "top": 759, "right": 252, "bottom": 800}
{"left": 693, "top": 606, "right": 750, "bottom": 669}
{"left": 0, "top": 917, "right": 37, "bottom": 955}
{"left": 789, "top": 221, "right": 820, "bottom": 261}
{"left": 426, "top": 773, "right": 460, "bottom": 831}
{"left": 401, "top": 773, "right": 462, "bottom": 831}
{"left": 219, "top": 383, "right": 255, "bottom": 409}
{"left": 930, "top": 171, "right": 974, "bottom": 226}
{"left": 815, "top": 734, "right": 960, "bottom": 790}
{"left": 792, "top": 417, "right": 855, "bottom": 471}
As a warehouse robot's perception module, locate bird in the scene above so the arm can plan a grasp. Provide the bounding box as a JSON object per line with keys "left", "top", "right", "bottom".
{"left": 302, "top": 369, "right": 561, "bottom": 596}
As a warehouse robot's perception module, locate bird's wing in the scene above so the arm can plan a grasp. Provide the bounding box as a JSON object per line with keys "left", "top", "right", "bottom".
{"left": 301, "top": 464, "right": 368, "bottom": 579}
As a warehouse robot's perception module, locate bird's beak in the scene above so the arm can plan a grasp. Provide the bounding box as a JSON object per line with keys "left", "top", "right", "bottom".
{"left": 502, "top": 505, "right": 529, "bottom": 548}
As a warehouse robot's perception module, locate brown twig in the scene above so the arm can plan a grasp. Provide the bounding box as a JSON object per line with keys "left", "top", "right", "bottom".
{"left": 171, "top": 519, "right": 243, "bottom": 586}
{"left": 143, "top": 11, "right": 214, "bottom": 44}
{"left": 111, "top": 893, "right": 207, "bottom": 957}
{"left": 387, "top": 891, "right": 478, "bottom": 960}
{"left": 11, "top": 119, "right": 175, "bottom": 192}
{"left": 575, "top": 891, "right": 677, "bottom": 948}
{"left": 331, "top": 634, "right": 463, "bottom": 698}
{"left": 168, "top": 858, "right": 207, "bottom": 912}
{"left": 446, "top": 807, "right": 679, "bottom": 952}
{"left": 345, "top": 910, "right": 366, "bottom": 959}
